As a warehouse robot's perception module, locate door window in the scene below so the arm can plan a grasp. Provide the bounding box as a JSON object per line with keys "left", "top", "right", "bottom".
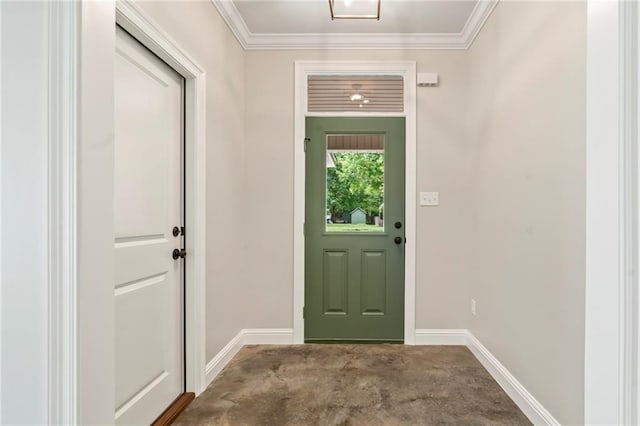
{"left": 325, "top": 134, "right": 385, "bottom": 233}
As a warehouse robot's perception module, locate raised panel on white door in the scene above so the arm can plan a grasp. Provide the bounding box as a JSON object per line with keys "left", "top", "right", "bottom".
{"left": 114, "top": 26, "right": 184, "bottom": 425}
{"left": 115, "top": 276, "right": 169, "bottom": 415}
{"left": 114, "top": 40, "right": 178, "bottom": 239}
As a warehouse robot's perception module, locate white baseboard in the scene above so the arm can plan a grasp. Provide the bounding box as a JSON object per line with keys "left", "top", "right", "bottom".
{"left": 465, "top": 332, "right": 560, "bottom": 425}
{"left": 243, "top": 328, "right": 295, "bottom": 345}
{"left": 204, "top": 330, "right": 244, "bottom": 386}
{"left": 414, "top": 329, "right": 468, "bottom": 345}
{"left": 204, "top": 327, "right": 557, "bottom": 425}
{"left": 204, "top": 328, "right": 295, "bottom": 387}
{"left": 415, "top": 329, "right": 558, "bottom": 425}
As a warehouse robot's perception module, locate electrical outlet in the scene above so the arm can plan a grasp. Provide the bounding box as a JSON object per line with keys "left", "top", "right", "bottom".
{"left": 471, "top": 299, "right": 477, "bottom": 316}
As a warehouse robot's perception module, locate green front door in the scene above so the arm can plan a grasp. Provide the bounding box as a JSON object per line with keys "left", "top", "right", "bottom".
{"left": 305, "top": 117, "right": 405, "bottom": 342}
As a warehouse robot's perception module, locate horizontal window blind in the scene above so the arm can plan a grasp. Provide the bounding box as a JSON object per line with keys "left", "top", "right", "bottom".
{"left": 308, "top": 75, "right": 404, "bottom": 113}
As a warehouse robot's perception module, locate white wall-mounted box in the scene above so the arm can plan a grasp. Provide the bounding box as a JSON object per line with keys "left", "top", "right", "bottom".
{"left": 417, "top": 72, "right": 439, "bottom": 87}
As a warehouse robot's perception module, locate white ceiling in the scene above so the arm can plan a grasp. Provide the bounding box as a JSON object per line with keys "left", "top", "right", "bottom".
{"left": 211, "top": 0, "right": 498, "bottom": 50}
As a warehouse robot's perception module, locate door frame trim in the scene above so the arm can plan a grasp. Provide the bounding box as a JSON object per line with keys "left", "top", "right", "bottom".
{"left": 116, "top": 1, "right": 208, "bottom": 395}
{"left": 293, "top": 61, "right": 417, "bottom": 344}
{"left": 48, "top": 1, "right": 80, "bottom": 423}
{"left": 585, "top": 0, "right": 639, "bottom": 423}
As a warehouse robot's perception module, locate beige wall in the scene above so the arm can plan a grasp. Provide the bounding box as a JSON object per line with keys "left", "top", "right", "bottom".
{"left": 244, "top": 49, "right": 472, "bottom": 330}
{"left": 136, "top": 1, "right": 247, "bottom": 360}
{"left": 466, "top": 2, "right": 586, "bottom": 423}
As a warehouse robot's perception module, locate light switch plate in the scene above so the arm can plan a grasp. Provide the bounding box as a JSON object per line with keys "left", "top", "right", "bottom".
{"left": 420, "top": 191, "right": 439, "bottom": 206}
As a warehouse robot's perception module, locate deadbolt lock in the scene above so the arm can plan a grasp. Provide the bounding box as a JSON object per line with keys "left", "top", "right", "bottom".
{"left": 172, "top": 226, "right": 185, "bottom": 237}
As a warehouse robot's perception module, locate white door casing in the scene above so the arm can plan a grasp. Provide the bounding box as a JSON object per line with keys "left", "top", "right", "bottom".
{"left": 293, "top": 61, "right": 417, "bottom": 344}
{"left": 115, "top": 0, "right": 208, "bottom": 397}
{"left": 585, "top": 0, "right": 639, "bottom": 424}
{"left": 114, "top": 26, "right": 184, "bottom": 424}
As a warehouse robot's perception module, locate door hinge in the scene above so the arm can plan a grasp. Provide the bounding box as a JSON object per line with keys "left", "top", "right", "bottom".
{"left": 303, "top": 223, "right": 306, "bottom": 235}
{"left": 304, "top": 137, "right": 310, "bottom": 152}
{"left": 303, "top": 306, "right": 306, "bottom": 319}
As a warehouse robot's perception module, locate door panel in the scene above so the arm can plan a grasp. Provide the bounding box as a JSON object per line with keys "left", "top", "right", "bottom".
{"left": 323, "top": 250, "right": 349, "bottom": 315}
{"left": 114, "top": 26, "right": 184, "bottom": 425}
{"left": 305, "top": 117, "right": 405, "bottom": 341}
{"left": 361, "top": 250, "right": 386, "bottom": 315}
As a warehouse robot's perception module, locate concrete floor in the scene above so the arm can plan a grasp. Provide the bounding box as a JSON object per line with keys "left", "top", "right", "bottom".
{"left": 175, "top": 344, "right": 531, "bottom": 425}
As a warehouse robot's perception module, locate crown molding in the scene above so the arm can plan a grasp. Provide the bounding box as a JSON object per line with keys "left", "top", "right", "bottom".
{"left": 459, "top": 0, "right": 498, "bottom": 48}
{"left": 211, "top": 0, "right": 498, "bottom": 50}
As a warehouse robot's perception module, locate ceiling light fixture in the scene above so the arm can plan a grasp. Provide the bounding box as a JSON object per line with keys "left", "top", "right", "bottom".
{"left": 329, "top": 0, "right": 381, "bottom": 20}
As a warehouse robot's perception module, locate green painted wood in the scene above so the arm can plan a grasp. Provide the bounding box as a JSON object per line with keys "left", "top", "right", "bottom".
{"left": 323, "top": 250, "right": 349, "bottom": 315}
{"left": 305, "top": 117, "right": 405, "bottom": 341}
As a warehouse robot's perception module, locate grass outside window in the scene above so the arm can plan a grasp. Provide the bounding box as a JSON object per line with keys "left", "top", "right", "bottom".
{"left": 326, "top": 223, "right": 383, "bottom": 232}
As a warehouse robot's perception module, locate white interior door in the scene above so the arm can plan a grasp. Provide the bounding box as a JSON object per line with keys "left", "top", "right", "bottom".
{"left": 114, "top": 26, "right": 184, "bottom": 425}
